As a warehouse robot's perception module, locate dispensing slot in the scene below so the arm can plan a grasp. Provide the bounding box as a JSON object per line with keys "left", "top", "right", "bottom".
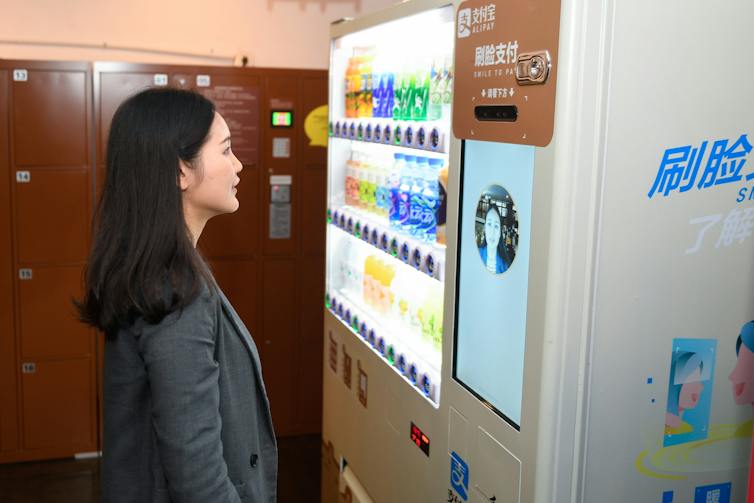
{"left": 474, "top": 105, "right": 518, "bottom": 122}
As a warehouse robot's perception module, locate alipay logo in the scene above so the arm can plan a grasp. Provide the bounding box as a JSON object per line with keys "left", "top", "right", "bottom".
{"left": 457, "top": 8, "right": 471, "bottom": 38}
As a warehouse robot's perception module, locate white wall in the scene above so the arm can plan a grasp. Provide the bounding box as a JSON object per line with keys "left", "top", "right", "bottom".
{"left": 0, "top": 0, "right": 397, "bottom": 69}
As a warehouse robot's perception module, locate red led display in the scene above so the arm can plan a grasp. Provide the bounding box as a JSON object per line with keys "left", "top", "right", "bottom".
{"left": 410, "top": 422, "right": 430, "bottom": 456}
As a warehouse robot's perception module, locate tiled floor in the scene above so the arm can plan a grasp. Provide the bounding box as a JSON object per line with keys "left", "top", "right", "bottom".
{"left": 0, "top": 435, "right": 321, "bottom": 502}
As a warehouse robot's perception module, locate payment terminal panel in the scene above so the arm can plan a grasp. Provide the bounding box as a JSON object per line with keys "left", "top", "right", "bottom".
{"left": 453, "top": 140, "right": 535, "bottom": 429}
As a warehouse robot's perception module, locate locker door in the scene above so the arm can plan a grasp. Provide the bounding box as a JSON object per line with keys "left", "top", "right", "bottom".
{"left": 14, "top": 169, "right": 90, "bottom": 264}
{"left": 17, "top": 265, "right": 91, "bottom": 359}
{"left": 12, "top": 69, "right": 88, "bottom": 168}
{"left": 21, "top": 358, "right": 94, "bottom": 451}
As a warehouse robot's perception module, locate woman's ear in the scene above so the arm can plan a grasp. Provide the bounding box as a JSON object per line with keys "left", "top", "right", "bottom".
{"left": 178, "top": 160, "right": 193, "bottom": 191}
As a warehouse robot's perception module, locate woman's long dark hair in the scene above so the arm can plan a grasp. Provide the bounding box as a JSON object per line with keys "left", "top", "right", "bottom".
{"left": 77, "top": 88, "right": 216, "bottom": 334}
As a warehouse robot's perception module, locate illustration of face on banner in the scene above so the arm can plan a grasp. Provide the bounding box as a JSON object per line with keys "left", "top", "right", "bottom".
{"left": 664, "top": 339, "right": 717, "bottom": 447}
{"left": 730, "top": 321, "right": 754, "bottom": 407}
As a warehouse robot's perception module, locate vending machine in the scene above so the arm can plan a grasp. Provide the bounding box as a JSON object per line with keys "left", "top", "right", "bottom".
{"left": 323, "top": 0, "right": 754, "bottom": 501}
{"left": 322, "top": 0, "right": 459, "bottom": 500}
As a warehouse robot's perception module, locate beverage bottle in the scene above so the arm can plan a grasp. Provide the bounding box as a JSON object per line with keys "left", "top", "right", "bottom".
{"left": 410, "top": 157, "right": 429, "bottom": 238}
{"left": 374, "top": 157, "right": 388, "bottom": 217}
{"left": 388, "top": 153, "right": 405, "bottom": 229}
{"left": 345, "top": 151, "right": 356, "bottom": 206}
{"left": 421, "top": 158, "right": 442, "bottom": 243}
{"left": 380, "top": 262, "right": 396, "bottom": 315}
{"left": 345, "top": 57, "right": 355, "bottom": 118}
{"left": 413, "top": 69, "right": 430, "bottom": 121}
{"left": 358, "top": 151, "right": 370, "bottom": 210}
{"left": 359, "top": 55, "right": 373, "bottom": 117}
{"left": 392, "top": 73, "right": 403, "bottom": 120}
{"left": 366, "top": 155, "right": 377, "bottom": 213}
{"left": 400, "top": 155, "right": 417, "bottom": 233}
{"left": 373, "top": 73, "right": 384, "bottom": 118}
{"left": 352, "top": 57, "right": 363, "bottom": 118}
{"left": 442, "top": 57, "right": 453, "bottom": 120}
{"left": 428, "top": 59, "right": 442, "bottom": 121}
{"left": 383, "top": 73, "right": 395, "bottom": 118}
{"left": 436, "top": 160, "right": 449, "bottom": 245}
{"left": 401, "top": 72, "right": 415, "bottom": 121}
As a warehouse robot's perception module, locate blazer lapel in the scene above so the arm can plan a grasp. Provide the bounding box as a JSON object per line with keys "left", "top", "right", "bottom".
{"left": 216, "top": 290, "right": 268, "bottom": 395}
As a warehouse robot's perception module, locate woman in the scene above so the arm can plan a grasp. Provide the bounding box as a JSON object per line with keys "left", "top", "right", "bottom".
{"left": 478, "top": 205, "right": 509, "bottom": 274}
{"left": 78, "top": 88, "right": 276, "bottom": 502}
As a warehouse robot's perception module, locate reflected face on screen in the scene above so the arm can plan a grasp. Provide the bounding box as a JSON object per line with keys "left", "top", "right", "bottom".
{"left": 484, "top": 208, "right": 501, "bottom": 250}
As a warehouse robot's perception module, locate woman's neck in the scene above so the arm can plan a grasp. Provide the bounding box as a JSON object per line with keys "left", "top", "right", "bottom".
{"left": 184, "top": 207, "right": 209, "bottom": 247}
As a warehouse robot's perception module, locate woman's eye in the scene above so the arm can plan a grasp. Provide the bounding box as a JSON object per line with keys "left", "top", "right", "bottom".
{"left": 224, "top": 146, "right": 231, "bottom": 155}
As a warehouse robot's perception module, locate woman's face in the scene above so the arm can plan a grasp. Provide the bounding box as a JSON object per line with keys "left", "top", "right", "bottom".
{"left": 730, "top": 342, "right": 754, "bottom": 405}
{"left": 181, "top": 112, "right": 243, "bottom": 219}
{"left": 484, "top": 208, "right": 501, "bottom": 249}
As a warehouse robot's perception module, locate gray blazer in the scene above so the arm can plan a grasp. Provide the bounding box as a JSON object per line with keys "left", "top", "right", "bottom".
{"left": 102, "top": 286, "right": 277, "bottom": 502}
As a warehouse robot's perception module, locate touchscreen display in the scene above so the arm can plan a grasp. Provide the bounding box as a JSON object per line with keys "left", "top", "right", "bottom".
{"left": 453, "top": 139, "right": 535, "bottom": 429}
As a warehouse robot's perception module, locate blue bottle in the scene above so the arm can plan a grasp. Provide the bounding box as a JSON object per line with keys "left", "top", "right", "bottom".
{"left": 389, "top": 153, "right": 406, "bottom": 229}
{"left": 399, "top": 155, "right": 416, "bottom": 233}
{"left": 420, "top": 159, "right": 442, "bottom": 242}
{"left": 383, "top": 73, "right": 395, "bottom": 118}
{"left": 373, "top": 74, "right": 385, "bottom": 118}
{"left": 410, "top": 157, "right": 429, "bottom": 238}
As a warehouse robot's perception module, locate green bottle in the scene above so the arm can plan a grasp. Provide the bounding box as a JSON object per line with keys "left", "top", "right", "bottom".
{"left": 413, "top": 70, "right": 430, "bottom": 121}
{"left": 402, "top": 72, "right": 415, "bottom": 121}
{"left": 392, "top": 73, "right": 403, "bottom": 120}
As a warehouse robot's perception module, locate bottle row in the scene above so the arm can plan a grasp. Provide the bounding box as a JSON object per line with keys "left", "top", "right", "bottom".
{"left": 328, "top": 207, "right": 445, "bottom": 281}
{"left": 330, "top": 120, "right": 448, "bottom": 153}
{"left": 326, "top": 291, "right": 439, "bottom": 403}
{"left": 342, "top": 145, "right": 448, "bottom": 244}
{"left": 344, "top": 52, "right": 453, "bottom": 122}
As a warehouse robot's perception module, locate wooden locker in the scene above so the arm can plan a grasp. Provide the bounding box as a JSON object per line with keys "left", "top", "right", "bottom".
{"left": 0, "top": 69, "right": 20, "bottom": 455}
{"left": 12, "top": 69, "right": 88, "bottom": 167}
{"left": 261, "top": 258, "right": 298, "bottom": 435}
{"left": 17, "top": 264, "right": 91, "bottom": 359}
{"left": 13, "top": 168, "right": 90, "bottom": 264}
{"left": 21, "top": 358, "right": 95, "bottom": 451}
{"left": 2, "top": 60, "right": 96, "bottom": 463}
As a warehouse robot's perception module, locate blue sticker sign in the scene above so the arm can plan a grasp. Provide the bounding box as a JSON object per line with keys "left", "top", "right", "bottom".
{"left": 450, "top": 451, "right": 469, "bottom": 501}
{"left": 663, "top": 338, "right": 717, "bottom": 447}
{"left": 694, "top": 482, "right": 731, "bottom": 503}
{"left": 662, "top": 490, "right": 673, "bottom": 502}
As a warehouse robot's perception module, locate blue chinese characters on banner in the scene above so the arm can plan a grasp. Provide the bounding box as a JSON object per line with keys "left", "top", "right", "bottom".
{"left": 648, "top": 134, "right": 752, "bottom": 198}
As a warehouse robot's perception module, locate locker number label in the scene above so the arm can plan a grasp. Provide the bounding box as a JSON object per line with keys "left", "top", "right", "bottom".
{"left": 18, "top": 268, "right": 32, "bottom": 280}
{"left": 196, "top": 75, "right": 211, "bottom": 87}
{"left": 13, "top": 69, "right": 28, "bottom": 82}
{"left": 154, "top": 74, "right": 168, "bottom": 86}
{"left": 16, "top": 171, "right": 31, "bottom": 183}
{"left": 22, "top": 363, "right": 36, "bottom": 374}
